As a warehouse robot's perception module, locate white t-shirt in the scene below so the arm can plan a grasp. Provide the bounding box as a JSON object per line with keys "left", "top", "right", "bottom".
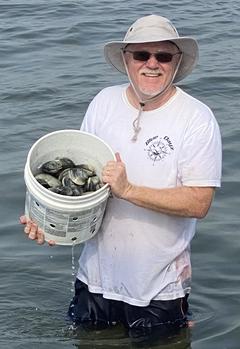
{"left": 77, "top": 84, "right": 222, "bottom": 306}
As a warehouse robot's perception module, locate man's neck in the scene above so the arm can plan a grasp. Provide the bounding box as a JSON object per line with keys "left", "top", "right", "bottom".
{"left": 126, "top": 85, "right": 177, "bottom": 111}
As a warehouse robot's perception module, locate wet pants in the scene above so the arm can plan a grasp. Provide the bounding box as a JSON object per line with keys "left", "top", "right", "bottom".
{"left": 68, "top": 279, "right": 189, "bottom": 338}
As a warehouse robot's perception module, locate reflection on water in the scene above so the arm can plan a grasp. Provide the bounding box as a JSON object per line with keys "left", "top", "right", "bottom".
{"left": 68, "top": 324, "right": 192, "bottom": 349}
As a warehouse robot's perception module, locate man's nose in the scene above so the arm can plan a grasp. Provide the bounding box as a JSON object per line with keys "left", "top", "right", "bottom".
{"left": 145, "top": 54, "right": 160, "bottom": 68}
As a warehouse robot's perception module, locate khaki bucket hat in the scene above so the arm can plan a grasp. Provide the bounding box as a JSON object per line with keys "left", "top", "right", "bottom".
{"left": 104, "top": 14, "right": 199, "bottom": 83}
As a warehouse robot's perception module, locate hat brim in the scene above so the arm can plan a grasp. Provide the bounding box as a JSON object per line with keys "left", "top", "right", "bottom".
{"left": 104, "top": 37, "right": 199, "bottom": 83}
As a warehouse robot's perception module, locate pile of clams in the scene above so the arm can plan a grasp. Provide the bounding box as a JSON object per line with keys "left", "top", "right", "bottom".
{"left": 34, "top": 157, "right": 103, "bottom": 196}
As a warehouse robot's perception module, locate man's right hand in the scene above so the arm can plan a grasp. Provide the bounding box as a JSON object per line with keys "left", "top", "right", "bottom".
{"left": 19, "top": 215, "right": 55, "bottom": 246}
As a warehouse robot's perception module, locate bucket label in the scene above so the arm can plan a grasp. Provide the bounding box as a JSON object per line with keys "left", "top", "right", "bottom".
{"left": 26, "top": 193, "right": 46, "bottom": 228}
{"left": 25, "top": 191, "right": 108, "bottom": 244}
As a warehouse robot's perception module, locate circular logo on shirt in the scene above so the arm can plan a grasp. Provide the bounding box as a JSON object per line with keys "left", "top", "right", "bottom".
{"left": 145, "top": 136, "right": 174, "bottom": 165}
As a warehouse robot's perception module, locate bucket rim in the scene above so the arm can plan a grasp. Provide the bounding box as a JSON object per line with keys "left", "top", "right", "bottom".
{"left": 27, "top": 129, "right": 116, "bottom": 163}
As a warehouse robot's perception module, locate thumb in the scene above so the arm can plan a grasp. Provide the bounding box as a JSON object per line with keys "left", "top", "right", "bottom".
{"left": 115, "top": 152, "right": 122, "bottom": 162}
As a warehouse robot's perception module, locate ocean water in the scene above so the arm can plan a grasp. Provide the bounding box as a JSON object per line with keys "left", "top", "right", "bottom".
{"left": 0, "top": 1, "right": 239, "bottom": 348}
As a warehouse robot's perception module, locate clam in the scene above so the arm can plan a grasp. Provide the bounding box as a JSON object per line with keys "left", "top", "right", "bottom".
{"left": 49, "top": 185, "right": 83, "bottom": 197}
{"left": 76, "top": 164, "right": 96, "bottom": 177}
{"left": 49, "top": 186, "right": 74, "bottom": 196}
{"left": 35, "top": 157, "right": 103, "bottom": 196}
{"left": 58, "top": 168, "right": 71, "bottom": 182}
{"left": 61, "top": 175, "right": 84, "bottom": 194}
{"left": 71, "top": 186, "right": 84, "bottom": 196}
{"left": 58, "top": 168, "right": 87, "bottom": 187}
{"left": 85, "top": 175, "right": 101, "bottom": 192}
{"left": 41, "top": 157, "right": 75, "bottom": 175}
{"left": 35, "top": 173, "right": 61, "bottom": 188}
{"left": 57, "top": 157, "right": 75, "bottom": 169}
{"left": 41, "top": 159, "right": 64, "bottom": 175}
{"left": 68, "top": 168, "right": 89, "bottom": 186}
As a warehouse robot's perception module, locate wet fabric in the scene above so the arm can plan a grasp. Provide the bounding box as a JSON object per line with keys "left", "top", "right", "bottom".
{"left": 68, "top": 279, "right": 189, "bottom": 338}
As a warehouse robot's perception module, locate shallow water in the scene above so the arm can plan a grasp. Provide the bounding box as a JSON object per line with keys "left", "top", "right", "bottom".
{"left": 0, "top": 1, "right": 240, "bottom": 348}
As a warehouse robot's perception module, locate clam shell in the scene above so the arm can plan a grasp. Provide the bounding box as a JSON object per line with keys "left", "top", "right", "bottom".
{"left": 41, "top": 159, "right": 63, "bottom": 174}
{"left": 35, "top": 173, "right": 61, "bottom": 188}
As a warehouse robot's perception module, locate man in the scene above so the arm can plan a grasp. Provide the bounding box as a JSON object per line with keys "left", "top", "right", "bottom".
{"left": 21, "top": 15, "right": 222, "bottom": 338}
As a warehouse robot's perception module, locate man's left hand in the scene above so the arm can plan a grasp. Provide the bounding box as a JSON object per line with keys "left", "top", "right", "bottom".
{"left": 102, "top": 152, "right": 132, "bottom": 199}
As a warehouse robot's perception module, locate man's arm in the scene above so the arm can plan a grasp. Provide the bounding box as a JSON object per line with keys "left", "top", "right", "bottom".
{"left": 102, "top": 153, "right": 215, "bottom": 219}
{"left": 122, "top": 185, "right": 214, "bottom": 218}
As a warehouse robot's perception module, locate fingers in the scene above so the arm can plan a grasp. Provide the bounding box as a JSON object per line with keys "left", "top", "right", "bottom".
{"left": 19, "top": 215, "right": 27, "bottom": 224}
{"left": 48, "top": 240, "right": 56, "bottom": 246}
{"left": 37, "top": 231, "right": 45, "bottom": 245}
{"left": 103, "top": 152, "right": 122, "bottom": 173}
{"left": 27, "top": 222, "right": 37, "bottom": 239}
{"left": 20, "top": 215, "right": 46, "bottom": 245}
{"left": 102, "top": 161, "right": 124, "bottom": 183}
{"left": 103, "top": 154, "right": 125, "bottom": 176}
{"left": 102, "top": 155, "right": 130, "bottom": 199}
{"left": 26, "top": 221, "right": 45, "bottom": 245}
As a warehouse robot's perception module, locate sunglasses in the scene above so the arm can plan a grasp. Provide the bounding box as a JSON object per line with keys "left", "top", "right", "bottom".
{"left": 123, "top": 49, "right": 182, "bottom": 63}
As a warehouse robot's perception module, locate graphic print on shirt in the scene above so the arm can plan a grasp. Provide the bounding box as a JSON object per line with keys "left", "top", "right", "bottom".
{"left": 145, "top": 135, "right": 174, "bottom": 165}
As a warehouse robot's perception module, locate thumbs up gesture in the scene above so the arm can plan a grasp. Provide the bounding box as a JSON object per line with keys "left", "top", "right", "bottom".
{"left": 102, "top": 152, "right": 132, "bottom": 199}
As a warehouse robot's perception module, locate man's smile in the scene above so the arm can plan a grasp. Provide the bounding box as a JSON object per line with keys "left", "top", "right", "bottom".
{"left": 141, "top": 70, "right": 162, "bottom": 78}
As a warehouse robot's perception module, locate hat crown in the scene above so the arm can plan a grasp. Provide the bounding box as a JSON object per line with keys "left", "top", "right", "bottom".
{"left": 124, "top": 15, "right": 179, "bottom": 43}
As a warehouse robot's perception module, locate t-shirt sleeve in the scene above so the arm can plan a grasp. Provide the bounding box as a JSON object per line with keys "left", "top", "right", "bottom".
{"left": 178, "top": 115, "right": 222, "bottom": 187}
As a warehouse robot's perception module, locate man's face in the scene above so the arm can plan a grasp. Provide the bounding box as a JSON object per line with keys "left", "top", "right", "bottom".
{"left": 123, "top": 41, "right": 181, "bottom": 99}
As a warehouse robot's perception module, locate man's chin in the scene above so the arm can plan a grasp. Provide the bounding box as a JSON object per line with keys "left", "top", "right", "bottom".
{"left": 138, "top": 88, "right": 164, "bottom": 101}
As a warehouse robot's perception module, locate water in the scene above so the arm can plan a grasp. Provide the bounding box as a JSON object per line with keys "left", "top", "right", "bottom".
{"left": 0, "top": 0, "right": 239, "bottom": 348}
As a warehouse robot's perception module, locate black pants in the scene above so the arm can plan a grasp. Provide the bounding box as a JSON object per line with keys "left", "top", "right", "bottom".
{"left": 68, "top": 279, "right": 189, "bottom": 339}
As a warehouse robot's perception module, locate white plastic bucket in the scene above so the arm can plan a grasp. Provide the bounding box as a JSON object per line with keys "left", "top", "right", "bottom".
{"left": 24, "top": 129, "right": 115, "bottom": 245}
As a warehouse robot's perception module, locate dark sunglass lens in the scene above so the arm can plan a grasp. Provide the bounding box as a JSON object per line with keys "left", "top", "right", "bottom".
{"left": 156, "top": 52, "right": 173, "bottom": 63}
{"left": 133, "top": 51, "right": 150, "bottom": 61}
